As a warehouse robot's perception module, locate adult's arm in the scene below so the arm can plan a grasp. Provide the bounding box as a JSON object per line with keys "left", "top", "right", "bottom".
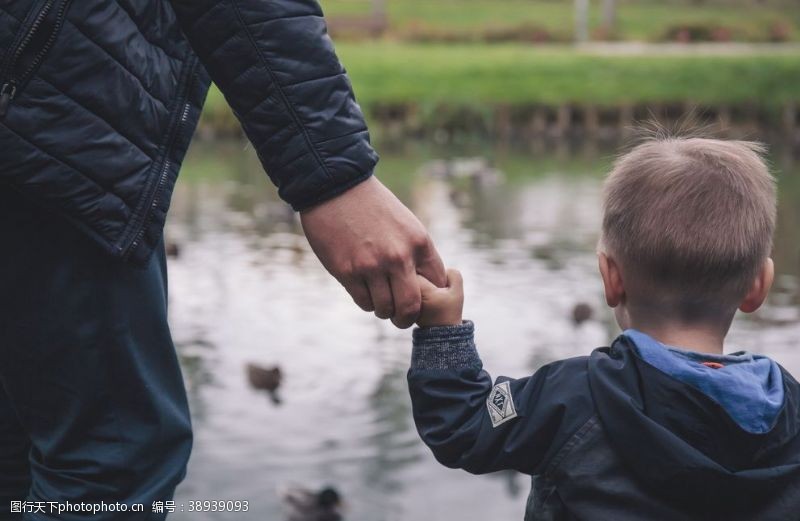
{"left": 170, "top": 0, "right": 375, "bottom": 209}
{"left": 169, "top": 0, "right": 446, "bottom": 327}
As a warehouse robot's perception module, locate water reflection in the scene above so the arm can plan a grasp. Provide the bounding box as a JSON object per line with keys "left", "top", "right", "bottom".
{"left": 167, "top": 140, "right": 799, "bottom": 521}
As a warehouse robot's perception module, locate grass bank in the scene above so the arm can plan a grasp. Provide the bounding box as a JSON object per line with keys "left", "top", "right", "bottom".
{"left": 338, "top": 44, "right": 800, "bottom": 106}
{"left": 320, "top": 0, "right": 799, "bottom": 42}
{"left": 202, "top": 44, "right": 800, "bottom": 127}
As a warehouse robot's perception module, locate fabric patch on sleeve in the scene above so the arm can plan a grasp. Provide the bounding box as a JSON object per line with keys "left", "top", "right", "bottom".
{"left": 487, "top": 380, "right": 518, "bottom": 427}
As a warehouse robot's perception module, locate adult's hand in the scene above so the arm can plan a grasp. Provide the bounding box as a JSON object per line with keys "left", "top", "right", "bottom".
{"left": 300, "top": 176, "right": 446, "bottom": 329}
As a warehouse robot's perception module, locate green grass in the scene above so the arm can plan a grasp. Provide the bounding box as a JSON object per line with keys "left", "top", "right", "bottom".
{"left": 203, "top": 44, "right": 800, "bottom": 122}
{"left": 341, "top": 44, "right": 800, "bottom": 106}
{"left": 319, "top": 0, "right": 800, "bottom": 42}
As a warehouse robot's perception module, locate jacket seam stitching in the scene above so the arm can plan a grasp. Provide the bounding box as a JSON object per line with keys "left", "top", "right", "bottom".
{"left": 282, "top": 71, "right": 346, "bottom": 89}
{"left": 202, "top": 21, "right": 244, "bottom": 64}
{"left": 64, "top": 18, "right": 171, "bottom": 110}
{"left": 248, "top": 12, "right": 323, "bottom": 24}
{"left": 213, "top": 47, "right": 255, "bottom": 87}
{"left": 314, "top": 127, "right": 369, "bottom": 146}
{"left": 187, "top": 0, "right": 227, "bottom": 30}
{"left": 543, "top": 415, "right": 600, "bottom": 479}
{"left": 33, "top": 75, "right": 156, "bottom": 161}
{"left": 0, "top": 121, "right": 129, "bottom": 211}
{"left": 237, "top": 76, "right": 276, "bottom": 120}
{"left": 230, "top": 0, "right": 334, "bottom": 183}
{"left": 254, "top": 147, "right": 310, "bottom": 177}
{"left": 251, "top": 123, "right": 299, "bottom": 159}
{"left": 113, "top": 0, "right": 185, "bottom": 62}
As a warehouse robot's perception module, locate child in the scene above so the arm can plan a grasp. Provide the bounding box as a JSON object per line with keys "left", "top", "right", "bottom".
{"left": 407, "top": 136, "right": 800, "bottom": 521}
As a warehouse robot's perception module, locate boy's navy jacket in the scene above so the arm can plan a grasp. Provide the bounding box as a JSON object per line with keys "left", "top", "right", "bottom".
{"left": 408, "top": 321, "right": 800, "bottom": 521}
{"left": 0, "top": 0, "right": 377, "bottom": 265}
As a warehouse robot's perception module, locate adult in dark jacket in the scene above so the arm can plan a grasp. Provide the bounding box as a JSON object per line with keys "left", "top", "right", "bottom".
{"left": 0, "top": 1, "right": 444, "bottom": 519}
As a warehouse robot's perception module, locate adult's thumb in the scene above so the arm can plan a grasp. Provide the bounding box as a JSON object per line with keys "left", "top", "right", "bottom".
{"left": 416, "top": 273, "right": 439, "bottom": 292}
{"left": 416, "top": 240, "right": 447, "bottom": 288}
{"left": 446, "top": 269, "right": 463, "bottom": 291}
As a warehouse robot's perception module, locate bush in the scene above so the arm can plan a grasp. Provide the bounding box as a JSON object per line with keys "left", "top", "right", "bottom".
{"left": 769, "top": 21, "right": 793, "bottom": 42}
{"left": 662, "top": 23, "right": 736, "bottom": 42}
{"left": 591, "top": 26, "right": 620, "bottom": 42}
{"left": 397, "top": 21, "right": 560, "bottom": 44}
{"left": 482, "top": 24, "right": 557, "bottom": 44}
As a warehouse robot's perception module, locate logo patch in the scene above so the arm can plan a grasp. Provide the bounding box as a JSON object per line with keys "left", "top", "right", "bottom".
{"left": 487, "top": 380, "right": 517, "bottom": 427}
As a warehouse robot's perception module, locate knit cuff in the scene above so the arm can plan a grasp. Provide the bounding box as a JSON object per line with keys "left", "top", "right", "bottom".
{"left": 411, "top": 321, "right": 481, "bottom": 371}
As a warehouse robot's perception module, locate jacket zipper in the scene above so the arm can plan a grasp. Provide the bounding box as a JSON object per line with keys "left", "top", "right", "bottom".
{"left": 122, "top": 68, "right": 194, "bottom": 259}
{"left": 122, "top": 101, "right": 191, "bottom": 259}
{"left": 0, "top": 0, "right": 71, "bottom": 119}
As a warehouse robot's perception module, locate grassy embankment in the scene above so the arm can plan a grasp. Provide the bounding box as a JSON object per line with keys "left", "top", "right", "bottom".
{"left": 200, "top": 44, "right": 800, "bottom": 132}
{"left": 319, "top": 0, "right": 800, "bottom": 42}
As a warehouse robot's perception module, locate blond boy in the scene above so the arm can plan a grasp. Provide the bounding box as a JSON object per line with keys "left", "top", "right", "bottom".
{"left": 408, "top": 136, "right": 800, "bottom": 520}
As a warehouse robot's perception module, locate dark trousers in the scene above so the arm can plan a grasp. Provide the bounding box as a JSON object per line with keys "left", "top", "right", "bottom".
{"left": 0, "top": 190, "right": 192, "bottom": 520}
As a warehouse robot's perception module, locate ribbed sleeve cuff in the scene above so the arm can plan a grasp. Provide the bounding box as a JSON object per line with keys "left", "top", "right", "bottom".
{"left": 411, "top": 321, "right": 481, "bottom": 371}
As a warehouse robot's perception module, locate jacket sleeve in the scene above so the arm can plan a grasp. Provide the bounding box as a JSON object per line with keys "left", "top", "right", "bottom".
{"left": 407, "top": 321, "right": 594, "bottom": 475}
{"left": 169, "top": 0, "right": 378, "bottom": 210}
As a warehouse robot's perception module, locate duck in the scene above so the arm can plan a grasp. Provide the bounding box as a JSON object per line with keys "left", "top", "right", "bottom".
{"left": 246, "top": 363, "right": 282, "bottom": 404}
{"left": 571, "top": 302, "right": 594, "bottom": 327}
{"left": 280, "top": 485, "right": 343, "bottom": 521}
{"left": 165, "top": 240, "right": 181, "bottom": 258}
{"left": 419, "top": 157, "right": 504, "bottom": 185}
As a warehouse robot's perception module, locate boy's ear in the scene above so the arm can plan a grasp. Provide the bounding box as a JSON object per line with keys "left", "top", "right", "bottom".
{"left": 739, "top": 258, "right": 775, "bottom": 314}
{"left": 598, "top": 252, "right": 625, "bottom": 308}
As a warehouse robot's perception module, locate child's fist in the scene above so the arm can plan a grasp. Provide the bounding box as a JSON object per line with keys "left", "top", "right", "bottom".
{"left": 416, "top": 269, "right": 464, "bottom": 327}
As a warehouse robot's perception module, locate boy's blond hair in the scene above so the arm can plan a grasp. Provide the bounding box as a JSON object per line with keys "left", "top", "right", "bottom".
{"left": 601, "top": 135, "right": 776, "bottom": 322}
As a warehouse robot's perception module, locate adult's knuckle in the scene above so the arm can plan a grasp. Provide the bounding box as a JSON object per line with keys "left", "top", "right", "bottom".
{"left": 339, "top": 261, "right": 358, "bottom": 279}
{"left": 353, "top": 259, "right": 379, "bottom": 276}
{"left": 385, "top": 250, "right": 408, "bottom": 268}
{"left": 412, "top": 232, "right": 432, "bottom": 251}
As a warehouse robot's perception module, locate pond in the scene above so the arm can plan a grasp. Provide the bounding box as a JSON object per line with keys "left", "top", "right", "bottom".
{"left": 166, "top": 139, "right": 800, "bottom": 521}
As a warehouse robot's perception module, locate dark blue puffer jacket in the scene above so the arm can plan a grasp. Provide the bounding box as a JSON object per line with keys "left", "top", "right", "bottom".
{"left": 409, "top": 322, "right": 800, "bottom": 520}
{"left": 0, "top": 0, "right": 378, "bottom": 265}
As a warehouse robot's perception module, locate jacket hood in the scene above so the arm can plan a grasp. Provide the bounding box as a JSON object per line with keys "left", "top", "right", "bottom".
{"left": 588, "top": 336, "right": 800, "bottom": 515}
{"left": 624, "top": 328, "right": 785, "bottom": 434}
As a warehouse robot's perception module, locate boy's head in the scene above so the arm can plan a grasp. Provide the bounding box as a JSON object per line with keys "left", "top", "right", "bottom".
{"left": 598, "top": 134, "right": 776, "bottom": 334}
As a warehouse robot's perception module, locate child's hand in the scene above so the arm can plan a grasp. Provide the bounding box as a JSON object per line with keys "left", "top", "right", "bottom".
{"left": 416, "top": 269, "right": 464, "bottom": 327}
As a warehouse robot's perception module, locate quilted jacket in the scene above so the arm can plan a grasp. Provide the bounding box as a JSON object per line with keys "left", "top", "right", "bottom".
{"left": 0, "top": 0, "right": 378, "bottom": 264}
{"left": 409, "top": 323, "right": 800, "bottom": 521}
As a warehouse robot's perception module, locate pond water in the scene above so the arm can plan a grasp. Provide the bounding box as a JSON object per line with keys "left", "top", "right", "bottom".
{"left": 166, "top": 140, "right": 800, "bottom": 521}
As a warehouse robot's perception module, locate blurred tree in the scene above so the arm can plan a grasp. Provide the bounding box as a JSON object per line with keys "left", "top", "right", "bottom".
{"left": 602, "top": 0, "right": 616, "bottom": 33}
{"left": 373, "top": 0, "right": 386, "bottom": 18}
{"left": 575, "top": 0, "right": 589, "bottom": 42}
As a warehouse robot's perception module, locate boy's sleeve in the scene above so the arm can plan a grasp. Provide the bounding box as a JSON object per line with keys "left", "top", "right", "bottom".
{"left": 408, "top": 321, "right": 593, "bottom": 475}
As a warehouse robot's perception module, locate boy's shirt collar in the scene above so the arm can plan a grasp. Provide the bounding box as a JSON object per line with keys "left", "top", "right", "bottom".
{"left": 623, "top": 329, "right": 784, "bottom": 434}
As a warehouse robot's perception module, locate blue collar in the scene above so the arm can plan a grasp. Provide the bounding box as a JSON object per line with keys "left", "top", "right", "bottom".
{"left": 623, "top": 329, "right": 784, "bottom": 434}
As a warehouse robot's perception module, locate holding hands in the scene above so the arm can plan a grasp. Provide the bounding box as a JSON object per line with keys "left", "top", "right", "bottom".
{"left": 301, "top": 176, "right": 447, "bottom": 329}
{"left": 416, "top": 269, "right": 464, "bottom": 328}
